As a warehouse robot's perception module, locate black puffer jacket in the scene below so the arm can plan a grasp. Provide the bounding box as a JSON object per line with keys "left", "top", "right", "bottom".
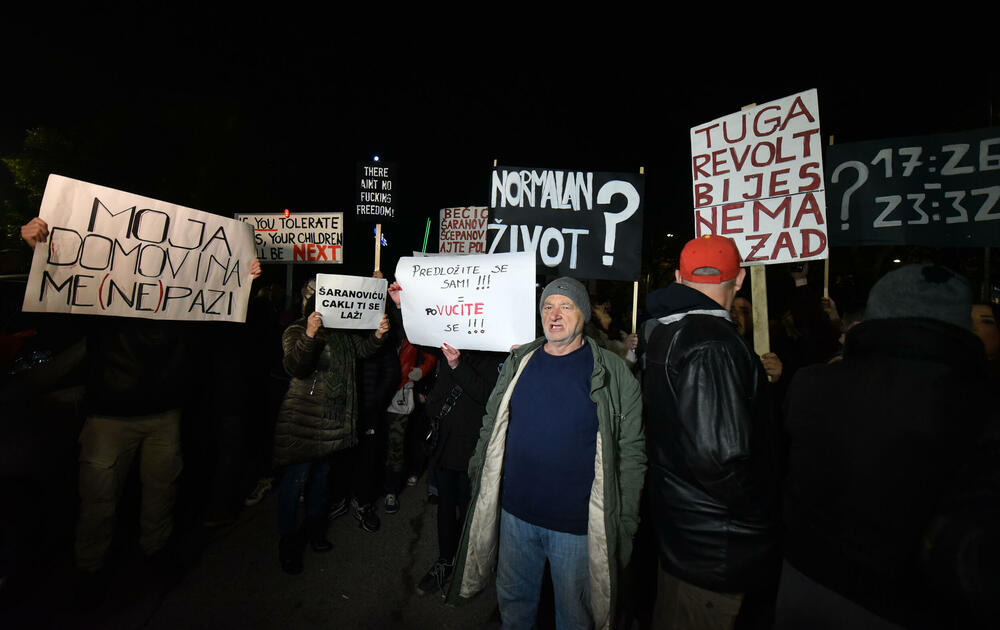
{"left": 273, "top": 320, "right": 383, "bottom": 468}
{"left": 642, "top": 283, "right": 778, "bottom": 592}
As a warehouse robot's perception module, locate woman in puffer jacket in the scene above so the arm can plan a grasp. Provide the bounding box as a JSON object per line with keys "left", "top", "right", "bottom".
{"left": 273, "top": 279, "right": 389, "bottom": 574}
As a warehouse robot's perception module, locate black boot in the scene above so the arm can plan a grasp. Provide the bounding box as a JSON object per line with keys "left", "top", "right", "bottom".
{"left": 305, "top": 516, "right": 333, "bottom": 552}
{"left": 278, "top": 534, "right": 304, "bottom": 574}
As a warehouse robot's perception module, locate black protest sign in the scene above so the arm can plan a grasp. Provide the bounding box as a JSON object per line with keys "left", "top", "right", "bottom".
{"left": 826, "top": 127, "right": 1000, "bottom": 247}
{"left": 488, "top": 165, "right": 644, "bottom": 281}
{"left": 356, "top": 161, "right": 396, "bottom": 222}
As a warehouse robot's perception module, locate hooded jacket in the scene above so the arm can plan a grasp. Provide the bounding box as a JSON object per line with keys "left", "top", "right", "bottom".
{"left": 642, "top": 282, "right": 779, "bottom": 592}
{"left": 446, "top": 336, "right": 645, "bottom": 630}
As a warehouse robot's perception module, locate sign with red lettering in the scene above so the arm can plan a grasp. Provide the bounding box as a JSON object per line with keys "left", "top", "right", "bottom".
{"left": 23, "top": 174, "right": 257, "bottom": 322}
{"left": 690, "top": 89, "right": 827, "bottom": 264}
{"left": 394, "top": 252, "right": 536, "bottom": 352}
{"left": 439, "top": 206, "right": 488, "bottom": 254}
{"left": 235, "top": 212, "right": 344, "bottom": 264}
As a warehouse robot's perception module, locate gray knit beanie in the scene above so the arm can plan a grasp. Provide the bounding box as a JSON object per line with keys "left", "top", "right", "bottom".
{"left": 865, "top": 264, "right": 972, "bottom": 330}
{"left": 539, "top": 277, "right": 591, "bottom": 323}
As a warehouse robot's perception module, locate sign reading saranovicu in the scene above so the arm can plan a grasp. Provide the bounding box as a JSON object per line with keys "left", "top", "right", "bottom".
{"left": 23, "top": 174, "right": 256, "bottom": 322}
{"left": 235, "top": 212, "right": 344, "bottom": 263}
{"left": 488, "top": 165, "right": 644, "bottom": 281}
{"left": 315, "top": 274, "right": 387, "bottom": 329}
{"left": 356, "top": 161, "right": 396, "bottom": 222}
{"left": 826, "top": 127, "right": 1000, "bottom": 247}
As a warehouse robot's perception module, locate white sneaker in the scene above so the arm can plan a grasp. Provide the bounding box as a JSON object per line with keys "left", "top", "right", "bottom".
{"left": 244, "top": 477, "right": 273, "bottom": 507}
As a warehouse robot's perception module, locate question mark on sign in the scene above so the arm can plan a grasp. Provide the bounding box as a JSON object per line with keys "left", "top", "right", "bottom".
{"left": 596, "top": 180, "right": 640, "bottom": 266}
{"left": 830, "top": 160, "right": 869, "bottom": 231}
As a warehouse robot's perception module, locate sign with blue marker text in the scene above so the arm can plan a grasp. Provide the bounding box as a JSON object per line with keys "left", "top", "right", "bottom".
{"left": 23, "top": 174, "right": 256, "bottom": 322}
{"left": 825, "top": 127, "right": 1000, "bottom": 247}
{"left": 314, "top": 274, "right": 387, "bottom": 329}
{"left": 394, "top": 252, "right": 536, "bottom": 352}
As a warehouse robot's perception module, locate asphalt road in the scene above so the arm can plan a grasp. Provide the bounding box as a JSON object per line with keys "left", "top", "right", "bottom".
{"left": 2, "top": 478, "right": 501, "bottom": 630}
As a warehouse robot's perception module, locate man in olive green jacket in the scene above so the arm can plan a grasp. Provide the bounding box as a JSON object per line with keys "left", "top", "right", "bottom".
{"left": 446, "top": 277, "right": 645, "bottom": 630}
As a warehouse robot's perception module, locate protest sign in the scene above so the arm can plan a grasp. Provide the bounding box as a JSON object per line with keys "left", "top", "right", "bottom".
{"left": 826, "top": 127, "right": 1000, "bottom": 247}
{"left": 488, "top": 165, "right": 644, "bottom": 281}
{"left": 690, "top": 89, "right": 827, "bottom": 264}
{"left": 23, "top": 174, "right": 256, "bottom": 322}
{"left": 315, "top": 274, "right": 387, "bottom": 329}
{"left": 235, "top": 212, "right": 344, "bottom": 263}
{"left": 394, "top": 252, "right": 536, "bottom": 352}
{"left": 356, "top": 161, "right": 396, "bottom": 222}
{"left": 439, "top": 206, "right": 488, "bottom": 254}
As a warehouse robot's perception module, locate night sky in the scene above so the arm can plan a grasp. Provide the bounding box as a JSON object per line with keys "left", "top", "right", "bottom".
{"left": 3, "top": 12, "right": 997, "bottom": 291}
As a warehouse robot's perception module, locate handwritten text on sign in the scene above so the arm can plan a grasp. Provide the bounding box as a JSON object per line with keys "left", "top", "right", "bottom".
{"left": 691, "top": 89, "right": 827, "bottom": 264}
{"left": 826, "top": 127, "right": 1000, "bottom": 247}
{"left": 235, "top": 213, "right": 344, "bottom": 263}
{"left": 439, "top": 206, "right": 488, "bottom": 254}
{"left": 395, "top": 252, "right": 536, "bottom": 352}
{"left": 23, "top": 174, "right": 255, "bottom": 322}
{"left": 315, "top": 274, "right": 387, "bottom": 329}
{"left": 488, "top": 166, "right": 644, "bottom": 281}
{"left": 356, "top": 162, "right": 396, "bottom": 222}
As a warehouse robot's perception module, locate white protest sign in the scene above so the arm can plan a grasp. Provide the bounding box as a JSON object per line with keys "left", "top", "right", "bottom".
{"left": 315, "top": 274, "right": 387, "bottom": 329}
{"left": 235, "top": 212, "right": 343, "bottom": 263}
{"left": 395, "top": 252, "right": 536, "bottom": 352}
{"left": 690, "top": 89, "right": 827, "bottom": 264}
{"left": 23, "top": 174, "right": 256, "bottom": 322}
{"left": 439, "top": 206, "right": 488, "bottom": 254}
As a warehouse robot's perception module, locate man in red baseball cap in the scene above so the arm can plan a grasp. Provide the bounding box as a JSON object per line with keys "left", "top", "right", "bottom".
{"left": 641, "top": 234, "right": 779, "bottom": 629}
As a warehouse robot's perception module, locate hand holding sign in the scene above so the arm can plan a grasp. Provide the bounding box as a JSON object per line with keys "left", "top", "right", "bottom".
{"left": 21, "top": 218, "right": 49, "bottom": 247}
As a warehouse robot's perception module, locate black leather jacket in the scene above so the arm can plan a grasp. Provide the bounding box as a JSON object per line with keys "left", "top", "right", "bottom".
{"left": 642, "top": 283, "right": 779, "bottom": 592}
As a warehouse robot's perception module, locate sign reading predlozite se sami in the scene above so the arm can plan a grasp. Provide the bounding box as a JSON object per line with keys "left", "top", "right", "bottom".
{"left": 395, "top": 252, "right": 536, "bottom": 352}
{"left": 690, "top": 89, "right": 828, "bottom": 264}
{"left": 235, "top": 212, "right": 344, "bottom": 263}
{"left": 23, "top": 175, "right": 257, "bottom": 322}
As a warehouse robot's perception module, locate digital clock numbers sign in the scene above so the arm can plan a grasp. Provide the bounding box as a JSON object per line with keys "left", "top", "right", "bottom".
{"left": 826, "top": 128, "right": 1000, "bottom": 247}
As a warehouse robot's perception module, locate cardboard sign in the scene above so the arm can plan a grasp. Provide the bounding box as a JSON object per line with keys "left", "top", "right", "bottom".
{"left": 315, "top": 274, "right": 387, "bottom": 329}
{"left": 826, "top": 127, "right": 1000, "bottom": 247}
{"left": 439, "top": 206, "right": 488, "bottom": 254}
{"left": 394, "top": 252, "right": 536, "bottom": 352}
{"left": 23, "top": 174, "right": 256, "bottom": 322}
{"left": 488, "top": 165, "right": 644, "bottom": 281}
{"left": 235, "top": 212, "right": 344, "bottom": 263}
{"left": 690, "top": 89, "right": 828, "bottom": 264}
{"left": 356, "top": 161, "right": 396, "bottom": 222}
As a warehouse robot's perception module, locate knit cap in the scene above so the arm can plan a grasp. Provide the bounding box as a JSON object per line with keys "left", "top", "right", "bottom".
{"left": 865, "top": 264, "right": 972, "bottom": 330}
{"left": 539, "top": 277, "right": 591, "bottom": 323}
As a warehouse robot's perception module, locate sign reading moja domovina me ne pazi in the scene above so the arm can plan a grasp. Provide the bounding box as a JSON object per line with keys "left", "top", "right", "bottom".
{"left": 235, "top": 213, "right": 344, "bottom": 263}
{"left": 356, "top": 161, "right": 396, "bottom": 222}
{"left": 488, "top": 165, "right": 644, "bottom": 281}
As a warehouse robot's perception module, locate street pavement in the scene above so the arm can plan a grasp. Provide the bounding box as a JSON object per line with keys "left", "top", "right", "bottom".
{"left": 1, "top": 478, "right": 501, "bottom": 630}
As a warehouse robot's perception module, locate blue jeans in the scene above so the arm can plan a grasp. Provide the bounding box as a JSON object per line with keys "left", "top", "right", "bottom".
{"left": 277, "top": 460, "right": 330, "bottom": 535}
{"left": 496, "top": 509, "right": 592, "bottom": 630}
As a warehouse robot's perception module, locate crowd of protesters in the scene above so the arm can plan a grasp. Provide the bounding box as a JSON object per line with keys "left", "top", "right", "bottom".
{"left": 2, "top": 218, "right": 998, "bottom": 629}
